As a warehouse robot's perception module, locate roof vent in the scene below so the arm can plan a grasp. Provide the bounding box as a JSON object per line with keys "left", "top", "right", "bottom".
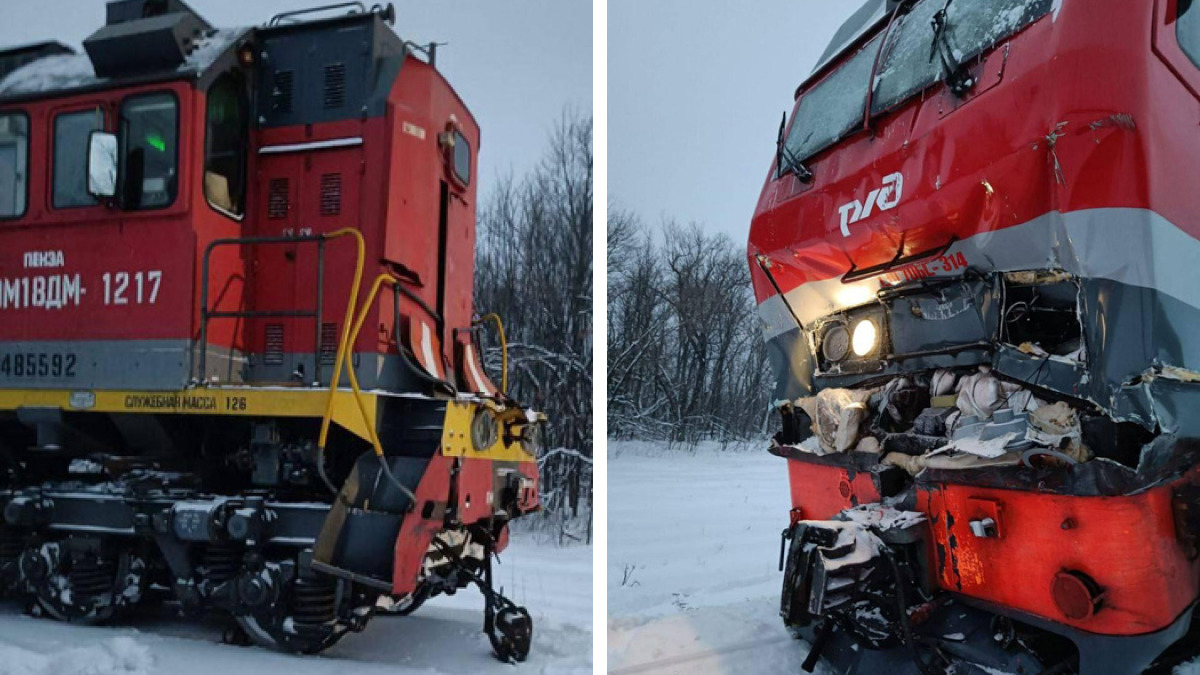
{"left": 83, "top": 0, "right": 213, "bottom": 79}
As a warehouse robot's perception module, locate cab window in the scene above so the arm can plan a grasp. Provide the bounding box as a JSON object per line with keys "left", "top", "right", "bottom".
{"left": 119, "top": 92, "right": 179, "bottom": 210}
{"left": 53, "top": 108, "right": 104, "bottom": 209}
{"left": 452, "top": 130, "right": 471, "bottom": 186}
{"left": 204, "top": 72, "right": 248, "bottom": 217}
{"left": 0, "top": 113, "right": 28, "bottom": 218}
{"left": 782, "top": 34, "right": 882, "bottom": 164}
{"left": 872, "top": 0, "right": 1054, "bottom": 115}
{"left": 1179, "top": 0, "right": 1200, "bottom": 68}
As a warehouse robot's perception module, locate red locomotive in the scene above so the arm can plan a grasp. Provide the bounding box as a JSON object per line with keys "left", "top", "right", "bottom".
{"left": 750, "top": 0, "right": 1200, "bottom": 672}
{"left": 0, "top": 0, "right": 541, "bottom": 660}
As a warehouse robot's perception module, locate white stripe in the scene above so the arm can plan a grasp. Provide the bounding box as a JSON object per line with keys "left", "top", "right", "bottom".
{"left": 258, "top": 137, "right": 364, "bottom": 155}
{"left": 420, "top": 322, "right": 441, "bottom": 379}
{"left": 758, "top": 208, "right": 1200, "bottom": 340}
{"left": 465, "top": 345, "right": 492, "bottom": 395}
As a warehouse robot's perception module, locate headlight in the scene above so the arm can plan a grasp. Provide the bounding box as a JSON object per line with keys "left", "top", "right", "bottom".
{"left": 851, "top": 319, "right": 878, "bottom": 357}
{"left": 470, "top": 408, "right": 498, "bottom": 450}
{"left": 821, "top": 325, "right": 850, "bottom": 362}
{"left": 520, "top": 423, "right": 543, "bottom": 457}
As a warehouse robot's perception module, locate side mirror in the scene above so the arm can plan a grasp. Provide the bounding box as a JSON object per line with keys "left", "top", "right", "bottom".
{"left": 87, "top": 131, "right": 118, "bottom": 199}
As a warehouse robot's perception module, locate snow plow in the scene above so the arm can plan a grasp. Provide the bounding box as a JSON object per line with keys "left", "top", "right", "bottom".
{"left": 0, "top": 0, "right": 541, "bottom": 660}
{"left": 750, "top": 0, "right": 1200, "bottom": 672}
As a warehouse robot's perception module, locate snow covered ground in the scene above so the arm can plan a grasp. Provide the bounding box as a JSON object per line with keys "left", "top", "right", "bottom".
{"left": 607, "top": 440, "right": 832, "bottom": 675}
{"left": 0, "top": 532, "right": 591, "bottom": 675}
{"left": 607, "top": 440, "right": 1200, "bottom": 675}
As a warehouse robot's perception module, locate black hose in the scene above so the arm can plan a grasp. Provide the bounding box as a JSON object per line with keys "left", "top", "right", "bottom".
{"left": 315, "top": 444, "right": 340, "bottom": 497}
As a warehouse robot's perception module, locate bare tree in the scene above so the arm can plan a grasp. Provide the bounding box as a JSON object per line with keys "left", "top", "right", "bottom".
{"left": 476, "top": 110, "right": 593, "bottom": 543}
{"left": 607, "top": 216, "right": 771, "bottom": 448}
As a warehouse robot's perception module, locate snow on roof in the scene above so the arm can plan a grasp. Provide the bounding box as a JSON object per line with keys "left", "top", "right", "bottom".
{"left": 0, "top": 53, "right": 99, "bottom": 97}
{"left": 0, "top": 27, "right": 248, "bottom": 98}
{"left": 807, "top": 0, "right": 888, "bottom": 84}
{"left": 184, "top": 26, "right": 248, "bottom": 72}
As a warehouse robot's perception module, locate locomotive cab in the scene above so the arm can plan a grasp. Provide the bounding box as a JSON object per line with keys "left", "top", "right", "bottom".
{"left": 753, "top": 0, "right": 1200, "bottom": 672}
{"left": 0, "top": 0, "right": 541, "bottom": 660}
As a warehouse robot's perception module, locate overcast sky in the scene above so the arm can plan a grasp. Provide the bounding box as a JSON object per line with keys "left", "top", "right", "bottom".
{"left": 0, "top": 0, "right": 592, "bottom": 202}
{"left": 610, "top": 1, "right": 860, "bottom": 244}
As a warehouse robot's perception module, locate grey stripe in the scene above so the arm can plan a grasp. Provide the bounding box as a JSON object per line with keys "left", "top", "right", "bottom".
{"left": 758, "top": 208, "right": 1200, "bottom": 340}
{"left": 0, "top": 340, "right": 193, "bottom": 390}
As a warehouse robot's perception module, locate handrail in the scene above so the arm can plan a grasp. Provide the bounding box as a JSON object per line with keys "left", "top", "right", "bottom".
{"left": 268, "top": 2, "right": 365, "bottom": 26}
{"left": 199, "top": 233, "right": 332, "bottom": 385}
{"left": 316, "top": 228, "right": 367, "bottom": 451}
{"left": 473, "top": 313, "right": 508, "bottom": 396}
{"left": 321, "top": 271, "right": 416, "bottom": 503}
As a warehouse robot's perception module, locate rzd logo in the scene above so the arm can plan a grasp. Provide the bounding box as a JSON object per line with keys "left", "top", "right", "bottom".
{"left": 837, "top": 173, "right": 903, "bottom": 237}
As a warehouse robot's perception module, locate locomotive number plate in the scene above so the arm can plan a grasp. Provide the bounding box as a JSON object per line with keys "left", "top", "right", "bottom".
{"left": 0, "top": 352, "right": 77, "bottom": 379}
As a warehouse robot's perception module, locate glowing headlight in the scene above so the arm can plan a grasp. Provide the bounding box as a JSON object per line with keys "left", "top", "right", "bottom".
{"left": 851, "top": 319, "right": 878, "bottom": 357}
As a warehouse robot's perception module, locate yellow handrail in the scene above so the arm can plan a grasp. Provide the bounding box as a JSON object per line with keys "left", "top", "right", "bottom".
{"left": 317, "top": 228, "right": 366, "bottom": 451}
{"left": 473, "top": 313, "right": 508, "bottom": 396}
{"left": 339, "top": 273, "right": 398, "bottom": 464}
{"left": 327, "top": 272, "right": 418, "bottom": 503}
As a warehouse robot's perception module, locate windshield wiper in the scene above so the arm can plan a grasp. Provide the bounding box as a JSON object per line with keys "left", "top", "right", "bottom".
{"left": 776, "top": 112, "right": 814, "bottom": 183}
{"left": 929, "top": 0, "right": 975, "bottom": 97}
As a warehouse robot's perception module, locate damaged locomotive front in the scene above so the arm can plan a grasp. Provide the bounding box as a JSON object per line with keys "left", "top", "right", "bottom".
{"left": 749, "top": 0, "right": 1200, "bottom": 673}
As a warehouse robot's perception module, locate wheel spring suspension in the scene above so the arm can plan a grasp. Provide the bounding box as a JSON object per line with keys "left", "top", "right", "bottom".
{"left": 203, "top": 544, "right": 242, "bottom": 584}
{"left": 68, "top": 556, "right": 115, "bottom": 598}
{"left": 291, "top": 576, "right": 338, "bottom": 631}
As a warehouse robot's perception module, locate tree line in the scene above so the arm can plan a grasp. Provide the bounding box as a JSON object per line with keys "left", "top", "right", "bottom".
{"left": 475, "top": 111, "right": 593, "bottom": 542}
{"left": 607, "top": 211, "right": 772, "bottom": 447}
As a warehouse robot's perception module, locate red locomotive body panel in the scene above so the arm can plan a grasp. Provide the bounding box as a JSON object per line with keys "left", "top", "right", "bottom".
{"left": 0, "top": 81, "right": 201, "bottom": 347}
{"left": 786, "top": 457, "right": 882, "bottom": 521}
{"left": 0, "top": 21, "right": 484, "bottom": 393}
{"left": 918, "top": 476, "right": 1200, "bottom": 636}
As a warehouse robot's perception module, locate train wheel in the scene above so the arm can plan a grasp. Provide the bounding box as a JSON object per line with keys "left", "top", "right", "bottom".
{"left": 234, "top": 572, "right": 356, "bottom": 654}
{"left": 19, "top": 541, "right": 145, "bottom": 624}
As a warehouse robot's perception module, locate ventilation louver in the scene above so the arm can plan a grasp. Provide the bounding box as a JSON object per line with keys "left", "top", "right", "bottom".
{"left": 320, "top": 323, "right": 338, "bottom": 365}
{"left": 271, "top": 70, "right": 294, "bottom": 113}
{"left": 267, "top": 178, "right": 289, "bottom": 219}
{"left": 320, "top": 173, "right": 342, "bottom": 216}
{"left": 264, "top": 324, "right": 285, "bottom": 366}
{"left": 323, "top": 63, "right": 346, "bottom": 109}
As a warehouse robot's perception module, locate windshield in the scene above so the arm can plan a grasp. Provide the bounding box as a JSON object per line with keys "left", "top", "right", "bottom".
{"left": 874, "top": 0, "right": 1053, "bottom": 114}
{"left": 781, "top": 0, "right": 1054, "bottom": 166}
{"left": 782, "top": 34, "right": 882, "bottom": 165}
